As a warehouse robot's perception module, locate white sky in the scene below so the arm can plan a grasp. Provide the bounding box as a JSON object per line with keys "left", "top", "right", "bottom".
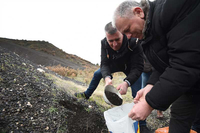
{"left": 0, "top": 0, "right": 140, "bottom": 64}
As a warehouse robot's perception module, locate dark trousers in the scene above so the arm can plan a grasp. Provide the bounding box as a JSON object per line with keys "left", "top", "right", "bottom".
{"left": 169, "top": 94, "right": 200, "bottom": 133}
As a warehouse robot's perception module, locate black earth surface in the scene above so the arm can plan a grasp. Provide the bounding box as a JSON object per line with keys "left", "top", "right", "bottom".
{"left": 0, "top": 47, "right": 108, "bottom": 133}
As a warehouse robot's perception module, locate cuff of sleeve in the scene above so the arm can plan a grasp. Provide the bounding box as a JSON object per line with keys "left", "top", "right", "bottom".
{"left": 105, "top": 76, "right": 112, "bottom": 79}
{"left": 124, "top": 79, "right": 131, "bottom": 87}
{"left": 145, "top": 90, "right": 168, "bottom": 111}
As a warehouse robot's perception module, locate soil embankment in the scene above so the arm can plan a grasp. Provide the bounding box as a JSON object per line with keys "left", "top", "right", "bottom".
{"left": 0, "top": 47, "right": 108, "bottom": 133}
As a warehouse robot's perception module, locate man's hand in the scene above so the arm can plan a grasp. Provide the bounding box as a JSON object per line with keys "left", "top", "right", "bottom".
{"left": 105, "top": 77, "right": 112, "bottom": 86}
{"left": 133, "top": 84, "right": 153, "bottom": 104}
{"left": 129, "top": 98, "right": 153, "bottom": 121}
{"left": 116, "top": 81, "right": 129, "bottom": 95}
{"left": 129, "top": 84, "right": 154, "bottom": 121}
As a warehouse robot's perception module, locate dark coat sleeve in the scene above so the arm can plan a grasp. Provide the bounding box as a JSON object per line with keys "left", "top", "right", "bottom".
{"left": 100, "top": 39, "right": 112, "bottom": 79}
{"left": 146, "top": 67, "right": 161, "bottom": 85}
{"left": 146, "top": 0, "right": 200, "bottom": 111}
{"left": 124, "top": 39, "right": 144, "bottom": 85}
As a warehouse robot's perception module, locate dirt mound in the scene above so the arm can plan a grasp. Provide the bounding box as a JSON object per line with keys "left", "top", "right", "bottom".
{"left": 0, "top": 46, "right": 108, "bottom": 133}
{"left": 0, "top": 39, "right": 85, "bottom": 70}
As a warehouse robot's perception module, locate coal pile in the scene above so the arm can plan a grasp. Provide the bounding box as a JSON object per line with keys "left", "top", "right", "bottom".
{"left": 0, "top": 47, "right": 107, "bottom": 133}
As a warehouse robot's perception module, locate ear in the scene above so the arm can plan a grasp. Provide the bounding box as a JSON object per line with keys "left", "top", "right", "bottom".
{"left": 133, "top": 7, "right": 144, "bottom": 19}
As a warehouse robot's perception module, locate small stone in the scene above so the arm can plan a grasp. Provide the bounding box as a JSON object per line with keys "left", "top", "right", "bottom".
{"left": 23, "top": 83, "right": 27, "bottom": 86}
{"left": 27, "top": 102, "right": 32, "bottom": 107}
{"left": 37, "top": 68, "right": 45, "bottom": 73}
{"left": 45, "top": 126, "right": 49, "bottom": 130}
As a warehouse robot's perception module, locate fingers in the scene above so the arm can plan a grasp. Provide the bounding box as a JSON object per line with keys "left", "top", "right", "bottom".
{"left": 128, "top": 106, "right": 135, "bottom": 118}
{"left": 119, "top": 89, "right": 125, "bottom": 95}
{"left": 128, "top": 107, "right": 144, "bottom": 121}
{"left": 129, "top": 100, "right": 154, "bottom": 121}
{"left": 133, "top": 99, "right": 138, "bottom": 104}
{"left": 128, "top": 106, "right": 141, "bottom": 121}
{"left": 116, "top": 85, "right": 120, "bottom": 91}
{"left": 133, "top": 91, "right": 141, "bottom": 104}
{"left": 116, "top": 85, "right": 126, "bottom": 95}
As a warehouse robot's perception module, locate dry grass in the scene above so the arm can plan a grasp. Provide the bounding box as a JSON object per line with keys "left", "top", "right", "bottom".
{"left": 47, "top": 65, "right": 98, "bottom": 84}
{"left": 47, "top": 65, "right": 78, "bottom": 77}
{"left": 47, "top": 65, "right": 134, "bottom": 108}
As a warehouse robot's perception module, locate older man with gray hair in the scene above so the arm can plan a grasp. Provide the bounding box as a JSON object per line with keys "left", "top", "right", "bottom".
{"left": 113, "top": 0, "right": 200, "bottom": 133}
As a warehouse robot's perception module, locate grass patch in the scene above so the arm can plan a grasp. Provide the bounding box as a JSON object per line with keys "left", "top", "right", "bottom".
{"left": 48, "top": 106, "right": 58, "bottom": 113}
{"left": 45, "top": 66, "right": 134, "bottom": 111}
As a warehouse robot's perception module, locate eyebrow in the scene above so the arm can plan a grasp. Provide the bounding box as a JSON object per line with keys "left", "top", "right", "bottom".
{"left": 108, "top": 37, "right": 120, "bottom": 42}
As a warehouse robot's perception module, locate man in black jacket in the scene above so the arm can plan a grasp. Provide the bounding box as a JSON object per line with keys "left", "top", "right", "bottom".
{"left": 113, "top": 0, "right": 200, "bottom": 132}
{"left": 100, "top": 22, "right": 143, "bottom": 95}
{"left": 75, "top": 22, "right": 153, "bottom": 133}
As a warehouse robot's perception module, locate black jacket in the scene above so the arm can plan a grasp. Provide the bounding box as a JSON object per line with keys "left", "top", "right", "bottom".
{"left": 142, "top": 0, "right": 200, "bottom": 111}
{"left": 100, "top": 35, "right": 144, "bottom": 86}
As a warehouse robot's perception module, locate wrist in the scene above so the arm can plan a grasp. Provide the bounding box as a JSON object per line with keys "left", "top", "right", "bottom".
{"left": 145, "top": 84, "right": 153, "bottom": 90}
{"left": 124, "top": 80, "right": 131, "bottom": 87}
{"left": 105, "top": 76, "right": 111, "bottom": 80}
{"left": 123, "top": 81, "right": 129, "bottom": 88}
{"left": 105, "top": 76, "right": 112, "bottom": 85}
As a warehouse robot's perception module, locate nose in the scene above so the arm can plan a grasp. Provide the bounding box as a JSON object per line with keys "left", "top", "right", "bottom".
{"left": 113, "top": 41, "right": 117, "bottom": 46}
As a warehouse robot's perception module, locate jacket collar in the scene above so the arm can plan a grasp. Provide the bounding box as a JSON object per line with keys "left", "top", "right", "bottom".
{"left": 142, "top": 0, "right": 150, "bottom": 39}
{"left": 141, "top": 0, "right": 155, "bottom": 46}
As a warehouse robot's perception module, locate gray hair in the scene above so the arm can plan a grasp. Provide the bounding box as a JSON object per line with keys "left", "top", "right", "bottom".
{"left": 105, "top": 22, "right": 117, "bottom": 35}
{"left": 113, "top": 0, "right": 149, "bottom": 26}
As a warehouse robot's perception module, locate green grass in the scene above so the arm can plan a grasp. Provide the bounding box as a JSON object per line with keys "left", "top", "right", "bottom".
{"left": 48, "top": 106, "right": 58, "bottom": 113}
{"left": 84, "top": 107, "right": 92, "bottom": 113}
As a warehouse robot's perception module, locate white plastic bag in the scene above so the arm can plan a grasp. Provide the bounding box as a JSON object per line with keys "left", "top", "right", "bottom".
{"left": 104, "top": 102, "right": 140, "bottom": 133}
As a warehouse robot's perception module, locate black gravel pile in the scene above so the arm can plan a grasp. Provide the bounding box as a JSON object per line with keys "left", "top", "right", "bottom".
{"left": 0, "top": 47, "right": 107, "bottom": 133}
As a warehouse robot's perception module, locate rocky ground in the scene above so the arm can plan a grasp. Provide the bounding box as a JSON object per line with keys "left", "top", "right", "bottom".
{"left": 0, "top": 47, "right": 108, "bottom": 133}
{"left": 0, "top": 46, "right": 170, "bottom": 133}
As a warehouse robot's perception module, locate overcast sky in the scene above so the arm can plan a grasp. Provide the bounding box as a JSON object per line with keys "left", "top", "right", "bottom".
{"left": 0, "top": 0, "right": 141, "bottom": 64}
